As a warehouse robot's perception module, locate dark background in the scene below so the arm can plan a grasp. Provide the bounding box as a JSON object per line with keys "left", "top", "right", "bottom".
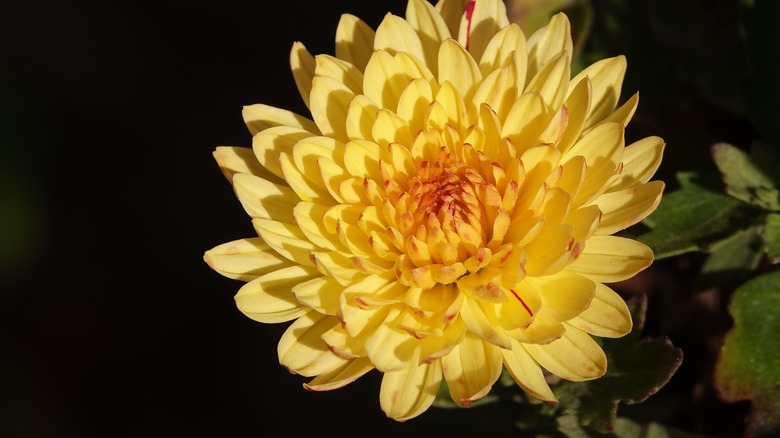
{"left": 1, "top": 0, "right": 771, "bottom": 436}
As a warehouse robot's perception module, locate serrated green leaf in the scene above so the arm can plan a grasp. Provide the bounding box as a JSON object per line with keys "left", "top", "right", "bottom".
{"left": 711, "top": 142, "right": 780, "bottom": 211}
{"left": 697, "top": 225, "right": 764, "bottom": 291}
{"left": 636, "top": 173, "right": 756, "bottom": 258}
{"left": 715, "top": 269, "right": 780, "bottom": 437}
{"left": 553, "top": 296, "right": 682, "bottom": 433}
{"left": 763, "top": 213, "right": 780, "bottom": 262}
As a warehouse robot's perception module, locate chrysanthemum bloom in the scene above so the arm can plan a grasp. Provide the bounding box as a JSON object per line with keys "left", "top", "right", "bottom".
{"left": 205, "top": 0, "right": 665, "bottom": 421}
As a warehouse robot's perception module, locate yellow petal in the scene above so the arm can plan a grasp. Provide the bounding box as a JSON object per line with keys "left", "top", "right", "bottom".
{"left": 335, "top": 13, "right": 375, "bottom": 72}
{"left": 232, "top": 173, "right": 298, "bottom": 223}
{"left": 314, "top": 54, "right": 364, "bottom": 94}
{"left": 564, "top": 122, "right": 624, "bottom": 205}
{"left": 291, "top": 276, "right": 342, "bottom": 315}
{"left": 555, "top": 77, "right": 591, "bottom": 154}
{"left": 309, "top": 76, "right": 354, "bottom": 141}
{"left": 524, "top": 223, "right": 574, "bottom": 277}
{"left": 311, "top": 250, "right": 365, "bottom": 286}
{"left": 278, "top": 311, "right": 348, "bottom": 376}
{"left": 568, "top": 281, "right": 632, "bottom": 338}
{"left": 459, "top": 0, "right": 509, "bottom": 62}
{"left": 212, "top": 146, "right": 284, "bottom": 185}
{"left": 345, "top": 94, "right": 380, "bottom": 142}
{"left": 609, "top": 135, "right": 665, "bottom": 192}
{"left": 590, "top": 92, "right": 638, "bottom": 132}
{"left": 436, "top": 0, "right": 471, "bottom": 38}
{"left": 204, "top": 237, "right": 292, "bottom": 281}
{"left": 290, "top": 41, "right": 315, "bottom": 111}
{"left": 380, "top": 353, "right": 442, "bottom": 421}
{"left": 567, "top": 235, "right": 653, "bottom": 283}
{"left": 242, "top": 103, "right": 319, "bottom": 136}
{"left": 252, "top": 217, "right": 317, "bottom": 267}
{"left": 525, "top": 12, "right": 573, "bottom": 86}
{"left": 293, "top": 202, "right": 341, "bottom": 251}
{"left": 280, "top": 152, "right": 334, "bottom": 204}
{"left": 397, "top": 78, "right": 434, "bottom": 136}
{"left": 438, "top": 38, "right": 482, "bottom": 107}
{"left": 502, "top": 338, "right": 557, "bottom": 403}
{"left": 374, "top": 13, "right": 426, "bottom": 66}
{"left": 525, "top": 50, "right": 570, "bottom": 114}
{"left": 501, "top": 92, "right": 551, "bottom": 155}
{"left": 459, "top": 296, "right": 511, "bottom": 349}
{"left": 441, "top": 332, "right": 503, "bottom": 407}
{"left": 479, "top": 23, "right": 527, "bottom": 86}
{"left": 372, "top": 109, "right": 414, "bottom": 149}
{"left": 365, "top": 314, "right": 418, "bottom": 372}
{"left": 252, "top": 126, "right": 313, "bottom": 180}
{"left": 524, "top": 324, "right": 607, "bottom": 381}
{"left": 235, "top": 266, "right": 320, "bottom": 323}
{"left": 304, "top": 357, "right": 374, "bottom": 391}
{"left": 595, "top": 180, "right": 665, "bottom": 235}
{"left": 363, "top": 50, "right": 409, "bottom": 111}
{"left": 406, "top": 0, "right": 451, "bottom": 73}
{"left": 571, "top": 55, "right": 627, "bottom": 131}
{"left": 472, "top": 64, "right": 517, "bottom": 123}
{"left": 529, "top": 271, "right": 596, "bottom": 321}
{"left": 419, "top": 318, "right": 467, "bottom": 363}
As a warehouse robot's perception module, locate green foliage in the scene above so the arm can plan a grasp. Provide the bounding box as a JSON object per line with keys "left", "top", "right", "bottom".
{"left": 715, "top": 270, "right": 780, "bottom": 437}
{"left": 711, "top": 141, "right": 780, "bottom": 211}
{"left": 634, "top": 172, "right": 756, "bottom": 259}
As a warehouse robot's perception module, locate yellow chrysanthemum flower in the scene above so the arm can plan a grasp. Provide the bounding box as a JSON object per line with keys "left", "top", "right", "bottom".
{"left": 204, "top": 0, "right": 665, "bottom": 421}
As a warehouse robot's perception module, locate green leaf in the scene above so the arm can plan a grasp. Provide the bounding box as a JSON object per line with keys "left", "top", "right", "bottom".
{"left": 763, "top": 213, "right": 780, "bottom": 263}
{"left": 553, "top": 296, "right": 683, "bottom": 433}
{"left": 556, "top": 415, "right": 707, "bottom": 438}
{"left": 697, "top": 225, "right": 764, "bottom": 291}
{"left": 715, "top": 269, "right": 780, "bottom": 437}
{"left": 711, "top": 141, "right": 780, "bottom": 211}
{"left": 635, "top": 172, "right": 756, "bottom": 258}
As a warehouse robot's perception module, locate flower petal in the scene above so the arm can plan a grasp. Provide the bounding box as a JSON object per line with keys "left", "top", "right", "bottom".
{"left": 406, "top": 0, "right": 451, "bottom": 73}
{"left": 252, "top": 125, "right": 313, "bottom": 180}
{"left": 291, "top": 275, "right": 343, "bottom": 315}
{"left": 304, "top": 357, "right": 374, "bottom": 391}
{"left": 290, "top": 41, "right": 315, "bottom": 110}
{"left": 441, "top": 332, "right": 503, "bottom": 407}
{"left": 459, "top": 0, "right": 509, "bottom": 62}
{"left": 213, "top": 146, "right": 284, "bottom": 185}
{"left": 570, "top": 55, "right": 627, "bottom": 131}
{"left": 235, "top": 266, "right": 320, "bottom": 323}
{"left": 609, "top": 135, "right": 665, "bottom": 192}
{"left": 374, "top": 12, "right": 427, "bottom": 66}
{"left": 335, "top": 13, "right": 375, "bottom": 72}
{"left": 568, "top": 282, "right": 632, "bottom": 338}
{"left": 595, "top": 180, "right": 665, "bottom": 235}
{"left": 380, "top": 353, "right": 442, "bottom": 421}
{"left": 479, "top": 23, "right": 527, "bottom": 86}
{"left": 438, "top": 38, "right": 482, "bottom": 108}
{"left": 524, "top": 324, "right": 607, "bottom": 381}
{"left": 204, "top": 237, "right": 293, "bottom": 281}
{"left": 525, "top": 12, "right": 572, "bottom": 86}
{"left": 567, "top": 235, "right": 653, "bottom": 283}
{"left": 278, "top": 311, "right": 348, "bottom": 376}
{"left": 314, "top": 54, "right": 364, "bottom": 94}
{"left": 502, "top": 338, "right": 557, "bottom": 403}
{"left": 252, "top": 217, "right": 317, "bottom": 267}
{"left": 232, "top": 173, "right": 298, "bottom": 223}
{"left": 310, "top": 76, "right": 355, "bottom": 141}
{"left": 242, "top": 103, "right": 319, "bottom": 136}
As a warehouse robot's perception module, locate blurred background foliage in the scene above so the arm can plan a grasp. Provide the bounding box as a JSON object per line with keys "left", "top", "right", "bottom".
{"left": 2, "top": 0, "right": 779, "bottom": 437}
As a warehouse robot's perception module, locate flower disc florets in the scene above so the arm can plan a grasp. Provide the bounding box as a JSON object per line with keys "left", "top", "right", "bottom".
{"left": 205, "top": 0, "right": 665, "bottom": 422}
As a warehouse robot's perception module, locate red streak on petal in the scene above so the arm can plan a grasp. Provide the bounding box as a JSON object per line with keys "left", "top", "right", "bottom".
{"left": 510, "top": 289, "right": 533, "bottom": 316}
{"left": 464, "top": 0, "right": 476, "bottom": 51}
